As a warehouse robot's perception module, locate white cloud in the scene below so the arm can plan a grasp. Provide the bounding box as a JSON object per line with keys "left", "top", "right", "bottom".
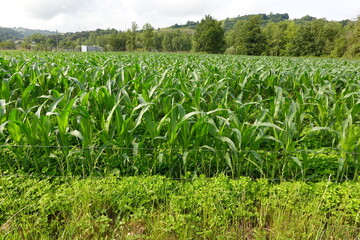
{"left": 19, "top": 0, "right": 100, "bottom": 20}
{"left": 132, "top": 0, "right": 218, "bottom": 17}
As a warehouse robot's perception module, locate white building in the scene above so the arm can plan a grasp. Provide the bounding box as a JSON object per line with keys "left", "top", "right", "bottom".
{"left": 81, "top": 45, "right": 103, "bottom": 52}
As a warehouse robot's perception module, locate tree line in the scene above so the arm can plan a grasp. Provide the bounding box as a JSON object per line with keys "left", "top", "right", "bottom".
{"left": 0, "top": 13, "right": 359, "bottom": 58}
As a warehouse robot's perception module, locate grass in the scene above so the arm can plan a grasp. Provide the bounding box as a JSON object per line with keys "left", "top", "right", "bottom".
{"left": 0, "top": 175, "right": 359, "bottom": 239}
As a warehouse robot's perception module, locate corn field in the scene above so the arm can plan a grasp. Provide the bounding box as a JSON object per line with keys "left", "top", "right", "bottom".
{"left": 0, "top": 52, "right": 359, "bottom": 181}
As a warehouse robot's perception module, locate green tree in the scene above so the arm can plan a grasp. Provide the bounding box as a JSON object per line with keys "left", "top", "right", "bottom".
{"left": 194, "top": 15, "right": 225, "bottom": 53}
{"left": 162, "top": 31, "right": 175, "bottom": 51}
{"left": 288, "top": 19, "right": 343, "bottom": 57}
{"left": 263, "top": 22, "right": 288, "bottom": 56}
{"left": 141, "top": 23, "right": 154, "bottom": 51}
{"left": 126, "top": 22, "right": 138, "bottom": 51}
{"left": 0, "top": 39, "right": 16, "bottom": 50}
{"left": 20, "top": 33, "right": 48, "bottom": 50}
{"left": 153, "top": 31, "right": 163, "bottom": 51}
{"left": 97, "top": 32, "right": 127, "bottom": 51}
{"left": 322, "top": 21, "right": 343, "bottom": 55}
{"left": 29, "top": 33, "right": 46, "bottom": 43}
{"left": 111, "top": 32, "right": 127, "bottom": 51}
{"left": 343, "top": 17, "right": 360, "bottom": 58}
{"left": 282, "top": 21, "right": 299, "bottom": 55}
{"left": 160, "top": 30, "right": 193, "bottom": 52}
{"left": 292, "top": 19, "right": 327, "bottom": 56}
{"left": 59, "top": 40, "right": 76, "bottom": 49}
{"left": 87, "top": 32, "right": 98, "bottom": 45}
{"left": 231, "top": 15, "right": 266, "bottom": 55}
{"left": 172, "top": 31, "right": 192, "bottom": 51}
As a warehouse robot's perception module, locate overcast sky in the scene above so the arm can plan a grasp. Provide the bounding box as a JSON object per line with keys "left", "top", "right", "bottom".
{"left": 1, "top": 0, "right": 359, "bottom": 32}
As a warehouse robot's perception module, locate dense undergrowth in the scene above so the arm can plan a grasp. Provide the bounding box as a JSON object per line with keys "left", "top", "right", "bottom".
{"left": 1, "top": 175, "right": 360, "bottom": 239}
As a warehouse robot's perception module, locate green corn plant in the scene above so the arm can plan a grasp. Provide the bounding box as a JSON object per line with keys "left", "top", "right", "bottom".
{"left": 0, "top": 51, "right": 359, "bottom": 180}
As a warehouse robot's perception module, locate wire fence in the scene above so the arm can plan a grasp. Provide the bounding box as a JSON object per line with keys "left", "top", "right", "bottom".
{"left": 0, "top": 173, "right": 303, "bottom": 182}
{"left": 0, "top": 144, "right": 358, "bottom": 181}
{"left": 0, "top": 144, "right": 359, "bottom": 155}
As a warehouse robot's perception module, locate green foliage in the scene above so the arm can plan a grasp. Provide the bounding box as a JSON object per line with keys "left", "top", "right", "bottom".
{"left": 223, "top": 13, "right": 290, "bottom": 31}
{"left": 0, "top": 27, "right": 22, "bottom": 42}
{"left": 0, "top": 27, "right": 56, "bottom": 43}
{"left": 141, "top": 23, "right": 155, "bottom": 51}
{"left": 98, "top": 32, "right": 127, "bottom": 51}
{"left": 263, "top": 21, "right": 298, "bottom": 56}
{"left": 194, "top": 15, "right": 225, "bottom": 54}
{"left": 229, "top": 15, "right": 266, "bottom": 55}
{"left": 159, "top": 30, "right": 193, "bottom": 52}
{"left": 0, "top": 175, "right": 359, "bottom": 239}
{"left": 170, "top": 20, "right": 198, "bottom": 29}
{"left": 0, "top": 52, "right": 360, "bottom": 181}
{"left": 126, "top": 22, "right": 139, "bottom": 51}
{"left": 343, "top": 17, "right": 360, "bottom": 58}
{"left": 289, "top": 19, "right": 335, "bottom": 56}
{"left": 225, "top": 16, "right": 360, "bottom": 58}
{"left": 0, "top": 40, "right": 16, "bottom": 50}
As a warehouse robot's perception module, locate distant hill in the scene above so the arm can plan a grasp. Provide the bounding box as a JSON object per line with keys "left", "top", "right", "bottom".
{"left": 0, "top": 27, "right": 23, "bottom": 41}
{"left": 222, "top": 13, "right": 289, "bottom": 31}
{"left": 169, "top": 21, "right": 199, "bottom": 30}
{"left": 168, "top": 13, "right": 290, "bottom": 32}
{"left": 13, "top": 27, "right": 57, "bottom": 37}
{"left": 0, "top": 27, "right": 56, "bottom": 41}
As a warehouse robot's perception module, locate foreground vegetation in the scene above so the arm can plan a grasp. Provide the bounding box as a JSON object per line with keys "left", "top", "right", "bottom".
{"left": 1, "top": 175, "right": 360, "bottom": 239}
{"left": 0, "top": 52, "right": 359, "bottom": 238}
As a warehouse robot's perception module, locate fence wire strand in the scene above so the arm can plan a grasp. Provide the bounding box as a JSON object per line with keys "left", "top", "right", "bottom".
{"left": 0, "top": 144, "right": 358, "bottom": 155}
{"left": 0, "top": 144, "right": 358, "bottom": 181}
{"left": 0, "top": 173, "right": 290, "bottom": 182}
